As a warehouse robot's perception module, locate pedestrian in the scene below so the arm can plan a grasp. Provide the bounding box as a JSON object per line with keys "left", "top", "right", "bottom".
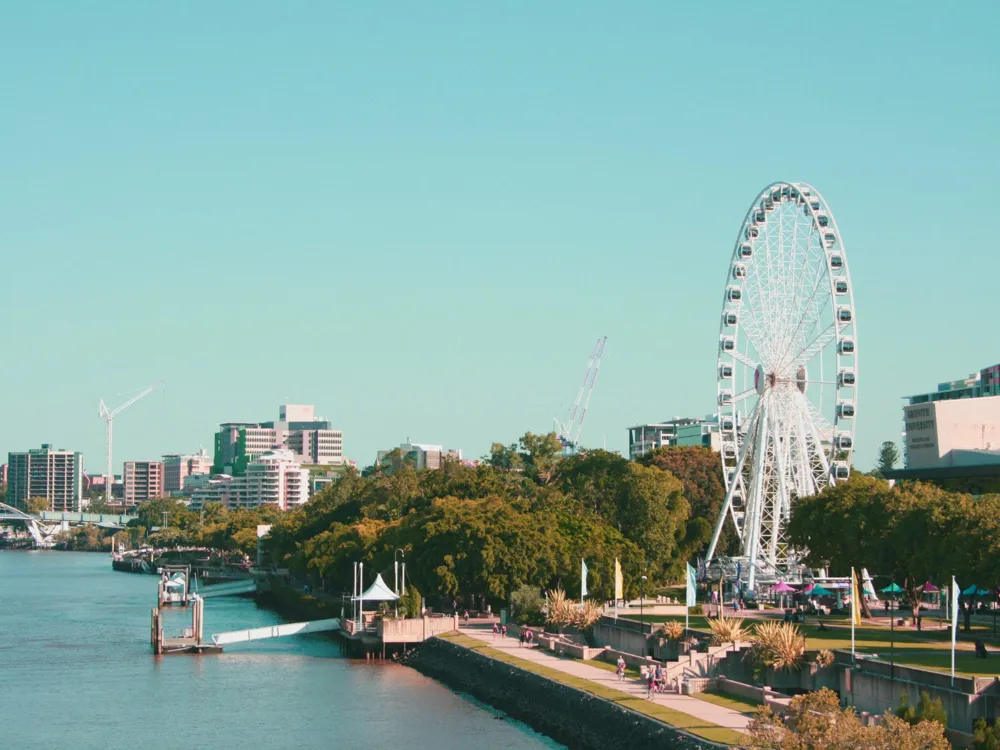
{"left": 501, "top": 624, "right": 507, "bottom": 638}
{"left": 519, "top": 630, "right": 526, "bottom": 648}
{"left": 917, "top": 613, "right": 923, "bottom": 631}
{"left": 526, "top": 629, "right": 533, "bottom": 647}
{"left": 464, "top": 610, "right": 469, "bottom": 624}
{"left": 492, "top": 622, "right": 499, "bottom": 638}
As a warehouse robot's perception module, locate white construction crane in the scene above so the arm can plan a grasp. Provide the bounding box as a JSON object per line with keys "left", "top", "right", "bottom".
{"left": 554, "top": 337, "right": 607, "bottom": 451}
{"left": 99, "top": 382, "right": 162, "bottom": 502}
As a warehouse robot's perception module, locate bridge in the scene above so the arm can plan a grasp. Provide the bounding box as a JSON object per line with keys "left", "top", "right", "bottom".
{"left": 1, "top": 502, "right": 62, "bottom": 548}
{"left": 211, "top": 618, "right": 340, "bottom": 646}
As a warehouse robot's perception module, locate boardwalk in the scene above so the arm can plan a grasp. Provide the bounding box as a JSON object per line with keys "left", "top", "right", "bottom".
{"left": 458, "top": 624, "right": 750, "bottom": 734}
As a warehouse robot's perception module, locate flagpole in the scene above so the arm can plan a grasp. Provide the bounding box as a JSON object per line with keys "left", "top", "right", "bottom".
{"left": 951, "top": 576, "right": 958, "bottom": 687}
{"left": 851, "top": 568, "right": 856, "bottom": 665}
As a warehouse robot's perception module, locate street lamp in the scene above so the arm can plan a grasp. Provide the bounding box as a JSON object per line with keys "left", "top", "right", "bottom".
{"left": 870, "top": 573, "right": 898, "bottom": 681}
{"left": 394, "top": 549, "right": 405, "bottom": 596}
{"left": 640, "top": 574, "right": 648, "bottom": 628}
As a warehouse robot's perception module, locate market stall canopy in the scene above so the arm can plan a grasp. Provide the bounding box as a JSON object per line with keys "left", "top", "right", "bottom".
{"left": 771, "top": 581, "right": 797, "bottom": 593}
{"left": 881, "top": 583, "right": 903, "bottom": 594}
{"left": 920, "top": 582, "right": 940, "bottom": 593}
{"left": 353, "top": 573, "right": 399, "bottom": 602}
{"left": 810, "top": 585, "right": 834, "bottom": 597}
{"left": 962, "top": 584, "right": 991, "bottom": 596}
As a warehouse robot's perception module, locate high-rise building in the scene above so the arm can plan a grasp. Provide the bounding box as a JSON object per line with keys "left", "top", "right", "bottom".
{"left": 7, "top": 444, "right": 84, "bottom": 512}
{"left": 189, "top": 450, "right": 309, "bottom": 511}
{"left": 376, "top": 441, "right": 463, "bottom": 471}
{"left": 162, "top": 449, "right": 212, "bottom": 493}
{"left": 213, "top": 404, "right": 344, "bottom": 476}
{"left": 627, "top": 416, "right": 720, "bottom": 460}
{"left": 123, "top": 461, "right": 165, "bottom": 505}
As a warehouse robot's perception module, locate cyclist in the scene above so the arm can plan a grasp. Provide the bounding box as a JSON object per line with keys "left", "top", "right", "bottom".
{"left": 616, "top": 655, "right": 626, "bottom": 681}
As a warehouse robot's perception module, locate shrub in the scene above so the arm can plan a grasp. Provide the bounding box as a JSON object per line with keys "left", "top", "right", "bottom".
{"left": 973, "top": 718, "right": 1000, "bottom": 750}
{"left": 660, "top": 620, "right": 685, "bottom": 641}
{"left": 397, "top": 583, "right": 422, "bottom": 618}
{"left": 814, "top": 648, "right": 835, "bottom": 667}
{"left": 897, "top": 690, "right": 948, "bottom": 729}
{"left": 573, "top": 599, "right": 604, "bottom": 630}
{"left": 509, "top": 584, "right": 545, "bottom": 623}
{"left": 708, "top": 615, "right": 747, "bottom": 645}
{"left": 546, "top": 588, "right": 573, "bottom": 628}
{"left": 747, "top": 621, "right": 805, "bottom": 673}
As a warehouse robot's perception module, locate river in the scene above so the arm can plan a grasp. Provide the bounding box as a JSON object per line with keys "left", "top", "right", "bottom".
{"left": 0, "top": 551, "right": 562, "bottom": 750}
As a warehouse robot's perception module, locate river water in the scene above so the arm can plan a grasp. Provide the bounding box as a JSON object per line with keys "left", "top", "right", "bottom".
{"left": 0, "top": 551, "right": 562, "bottom": 750}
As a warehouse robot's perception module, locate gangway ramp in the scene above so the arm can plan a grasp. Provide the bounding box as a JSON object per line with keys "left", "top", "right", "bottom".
{"left": 211, "top": 618, "right": 340, "bottom": 646}
{"left": 199, "top": 580, "right": 257, "bottom": 598}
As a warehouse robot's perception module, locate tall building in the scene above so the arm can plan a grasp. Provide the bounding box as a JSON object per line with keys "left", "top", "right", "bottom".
{"left": 889, "top": 360, "right": 1000, "bottom": 480}
{"left": 123, "top": 461, "right": 165, "bottom": 505}
{"left": 189, "top": 450, "right": 309, "bottom": 511}
{"left": 7, "top": 444, "right": 84, "bottom": 512}
{"left": 162, "top": 449, "right": 212, "bottom": 493}
{"left": 0, "top": 463, "right": 7, "bottom": 486}
{"left": 627, "top": 416, "right": 720, "bottom": 460}
{"left": 213, "top": 404, "right": 344, "bottom": 476}
{"left": 377, "top": 441, "right": 463, "bottom": 471}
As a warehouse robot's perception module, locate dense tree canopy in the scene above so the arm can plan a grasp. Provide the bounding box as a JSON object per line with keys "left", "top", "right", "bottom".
{"left": 787, "top": 474, "right": 1000, "bottom": 617}
{"left": 637, "top": 446, "right": 736, "bottom": 557}
{"left": 262, "top": 434, "right": 705, "bottom": 609}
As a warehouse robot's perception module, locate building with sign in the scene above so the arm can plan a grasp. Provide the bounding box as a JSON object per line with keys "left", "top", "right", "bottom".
{"left": 888, "top": 361, "right": 1000, "bottom": 481}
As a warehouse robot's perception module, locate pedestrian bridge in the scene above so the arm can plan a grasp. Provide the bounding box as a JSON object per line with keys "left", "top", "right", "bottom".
{"left": 211, "top": 618, "right": 340, "bottom": 646}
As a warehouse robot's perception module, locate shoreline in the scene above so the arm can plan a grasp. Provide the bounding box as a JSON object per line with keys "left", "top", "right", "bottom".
{"left": 254, "top": 580, "right": 728, "bottom": 750}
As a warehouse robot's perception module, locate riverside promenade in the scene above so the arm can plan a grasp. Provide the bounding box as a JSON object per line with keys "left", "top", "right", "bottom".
{"left": 458, "top": 623, "right": 750, "bottom": 735}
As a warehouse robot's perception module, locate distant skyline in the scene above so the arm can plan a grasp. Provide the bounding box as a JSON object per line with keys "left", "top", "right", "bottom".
{"left": 3, "top": 2, "right": 998, "bottom": 473}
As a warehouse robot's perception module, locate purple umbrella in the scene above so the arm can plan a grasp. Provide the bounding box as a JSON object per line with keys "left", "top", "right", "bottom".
{"left": 921, "top": 581, "right": 940, "bottom": 593}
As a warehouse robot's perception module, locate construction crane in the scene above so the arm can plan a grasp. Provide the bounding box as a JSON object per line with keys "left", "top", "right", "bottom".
{"left": 99, "top": 382, "right": 162, "bottom": 502}
{"left": 554, "top": 337, "right": 607, "bottom": 453}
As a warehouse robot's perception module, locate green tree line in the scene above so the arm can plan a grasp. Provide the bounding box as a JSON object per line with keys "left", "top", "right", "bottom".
{"left": 261, "top": 435, "right": 732, "bottom": 610}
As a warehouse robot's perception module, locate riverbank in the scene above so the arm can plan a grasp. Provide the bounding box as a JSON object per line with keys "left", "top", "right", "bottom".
{"left": 403, "top": 632, "right": 736, "bottom": 750}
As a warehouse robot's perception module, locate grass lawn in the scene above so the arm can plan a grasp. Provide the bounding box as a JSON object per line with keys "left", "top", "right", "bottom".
{"left": 437, "top": 632, "right": 742, "bottom": 746}
{"left": 693, "top": 690, "right": 764, "bottom": 715}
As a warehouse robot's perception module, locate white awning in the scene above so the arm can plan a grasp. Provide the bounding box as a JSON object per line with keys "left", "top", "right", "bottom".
{"left": 353, "top": 573, "right": 398, "bottom": 602}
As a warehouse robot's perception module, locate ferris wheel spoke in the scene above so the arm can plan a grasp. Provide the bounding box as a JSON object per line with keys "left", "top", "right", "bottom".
{"left": 785, "top": 323, "right": 837, "bottom": 369}
{"left": 731, "top": 387, "right": 757, "bottom": 404}
{"left": 730, "top": 350, "right": 759, "bottom": 370}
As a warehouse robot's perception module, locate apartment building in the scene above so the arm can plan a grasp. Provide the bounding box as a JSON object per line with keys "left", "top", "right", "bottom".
{"left": 189, "top": 450, "right": 309, "bottom": 511}
{"left": 123, "top": 461, "right": 165, "bottom": 505}
{"left": 162, "top": 449, "right": 212, "bottom": 493}
{"left": 7, "top": 444, "right": 84, "bottom": 512}
{"left": 377, "top": 441, "right": 463, "bottom": 471}
{"left": 213, "top": 404, "right": 344, "bottom": 476}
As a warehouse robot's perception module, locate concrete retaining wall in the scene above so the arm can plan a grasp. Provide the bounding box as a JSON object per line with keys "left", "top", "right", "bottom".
{"left": 405, "top": 636, "right": 724, "bottom": 749}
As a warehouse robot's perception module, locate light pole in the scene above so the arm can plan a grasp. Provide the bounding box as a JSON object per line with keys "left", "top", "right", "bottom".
{"left": 640, "top": 574, "right": 648, "bottom": 628}
{"left": 394, "top": 549, "right": 405, "bottom": 618}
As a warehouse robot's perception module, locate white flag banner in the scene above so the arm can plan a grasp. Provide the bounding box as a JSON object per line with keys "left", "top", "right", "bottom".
{"left": 951, "top": 576, "right": 960, "bottom": 685}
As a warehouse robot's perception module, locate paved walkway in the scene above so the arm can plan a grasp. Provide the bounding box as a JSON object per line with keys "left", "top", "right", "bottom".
{"left": 458, "top": 624, "right": 750, "bottom": 733}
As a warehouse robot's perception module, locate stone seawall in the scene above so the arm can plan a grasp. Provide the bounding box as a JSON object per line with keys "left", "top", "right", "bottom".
{"left": 404, "top": 637, "right": 725, "bottom": 750}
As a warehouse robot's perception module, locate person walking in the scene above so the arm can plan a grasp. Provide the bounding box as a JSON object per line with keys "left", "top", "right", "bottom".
{"left": 501, "top": 624, "right": 507, "bottom": 638}
{"left": 526, "top": 629, "right": 533, "bottom": 647}
{"left": 492, "top": 622, "right": 499, "bottom": 638}
{"left": 519, "top": 629, "right": 526, "bottom": 648}
{"left": 616, "top": 655, "right": 626, "bottom": 681}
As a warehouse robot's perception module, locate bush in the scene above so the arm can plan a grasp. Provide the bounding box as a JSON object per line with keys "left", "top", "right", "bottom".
{"left": 660, "top": 620, "right": 685, "bottom": 641}
{"left": 746, "top": 621, "right": 805, "bottom": 673}
{"left": 897, "top": 690, "right": 947, "bottom": 729}
{"left": 509, "top": 584, "right": 544, "bottom": 623}
{"left": 398, "top": 583, "right": 422, "bottom": 619}
{"left": 708, "top": 615, "right": 746, "bottom": 645}
{"left": 974, "top": 718, "right": 1000, "bottom": 750}
{"left": 814, "top": 648, "right": 835, "bottom": 668}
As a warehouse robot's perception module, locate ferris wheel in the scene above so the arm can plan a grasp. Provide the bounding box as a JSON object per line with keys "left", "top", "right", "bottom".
{"left": 704, "top": 182, "right": 858, "bottom": 592}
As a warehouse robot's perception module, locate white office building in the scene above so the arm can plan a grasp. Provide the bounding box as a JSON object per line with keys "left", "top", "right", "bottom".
{"left": 189, "top": 450, "right": 309, "bottom": 511}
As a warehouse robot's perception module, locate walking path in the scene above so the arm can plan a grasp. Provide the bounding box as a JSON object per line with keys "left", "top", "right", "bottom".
{"left": 458, "top": 624, "right": 750, "bottom": 733}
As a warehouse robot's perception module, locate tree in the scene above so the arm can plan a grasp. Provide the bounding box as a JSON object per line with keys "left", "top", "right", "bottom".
{"left": 638, "top": 446, "right": 736, "bottom": 557}
{"left": 746, "top": 688, "right": 950, "bottom": 749}
{"left": 973, "top": 717, "right": 1000, "bottom": 750}
{"left": 877, "top": 441, "right": 901, "bottom": 474}
{"left": 517, "top": 432, "right": 563, "bottom": 485}
{"left": 509, "top": 584, "right": 545, "bottom": 625}
{"left": 26, "top": 496, "right": 50, "bottom": 514}
{"left": 897, "top": 691, "right": 947, "bottom": 729}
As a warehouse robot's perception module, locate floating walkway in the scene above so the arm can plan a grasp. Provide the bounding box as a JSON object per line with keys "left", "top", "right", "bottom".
{"left": 211, "top": 618, "right": 340, "bottom": 646}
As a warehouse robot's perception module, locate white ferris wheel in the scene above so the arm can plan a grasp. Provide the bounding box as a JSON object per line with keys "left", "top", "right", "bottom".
{"left": 704, "top": 182, "right": 858, "bottom": 592}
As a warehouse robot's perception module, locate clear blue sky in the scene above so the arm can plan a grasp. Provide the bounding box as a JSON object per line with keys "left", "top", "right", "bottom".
{"left": 3, "top": 1, "right": 997, "bottom": 473}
